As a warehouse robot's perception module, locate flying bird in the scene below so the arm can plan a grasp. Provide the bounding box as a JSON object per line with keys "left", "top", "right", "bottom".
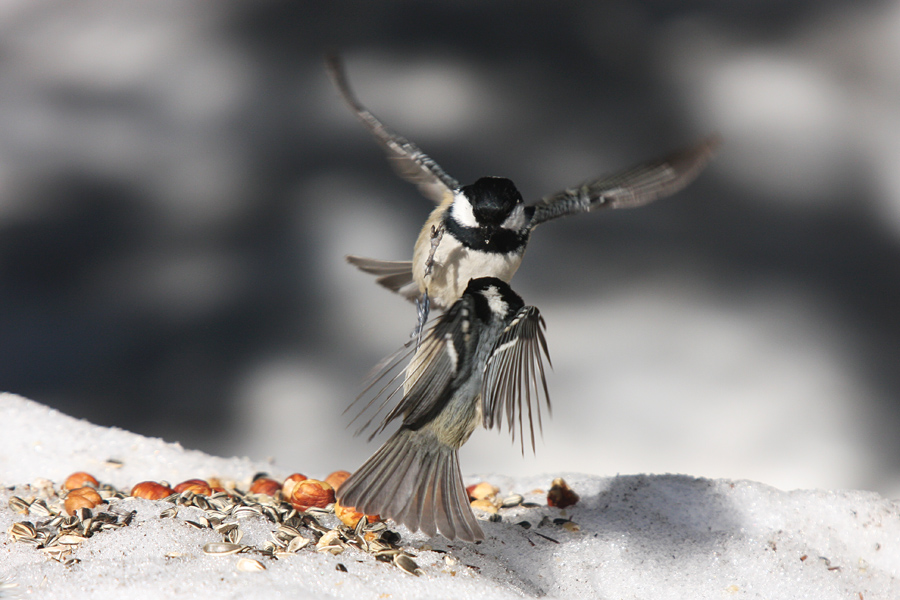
{"left": 339, "top": 276, "right": 551, "bottom": 541}
{"left": 326, "top": 55, "right": 720, "bottom": 314}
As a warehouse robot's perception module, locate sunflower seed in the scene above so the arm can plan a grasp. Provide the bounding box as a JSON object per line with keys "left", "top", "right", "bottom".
{"left": 315, "top": 530, "right": 344, "bottom": 555}
{"left": 236, "top": 557, "right": 266, "bottom": 572}
{"left": 94, "top": 512, "right": 118, "bottom": 524}
{"left": 379, "top": 530, "right": 401, "bottom": 545}
{"left": 29, "top": 500, "right": 53, "bottom": 517}
{"left": 255, "top": 494, "right": 281, "bottom": 507}
{"left": 8, "top": 522, "right": 36, "bottom": 540}
{"left": 42, "top": 530, "right": 60, "bottom": 545}
{"left": 316, "top": 530, "right": 341, "bottom": 546}
{"left": 303, "top": 518, "right": 330, "bottom": 535}
{"left": 306, "top": 505, "right": 333, "bottom": 515}
{"left": 277, "top": 524, "right": 301, "bottom": 538}
{"left": 8, "top": 496, "right": 30, "bottom": 514}
{"left": 233, "top": 506, "right": 262, "bottom": 519}
{"left": 261, "top": 505, "right": 280, "bottom": 524}
{"left": 354, "top": 515, "right": 369, "bottom": 536}
{"left": 75, "top": 508, "right": 92, "bottom": 522}
{"left": 202, "top": 542, "right": 245, "bottom": 556}
{"left": 225, "top": 527, "right": 244, "bottom": 545}
{"left": 208, "top": 498, "right": 232, "bottom": 512}
{"left": 159, "top": 507, "right": 178, "bottom": 519}
{"left": 214, "top": 522, "right": 238, "bottom": 535}
{"left": 373, "top": 548, "right": 401, "bottom": 561}
{"left": 394, "top": 553, "right": 423, "bottom": 576}
{"left": 57, "top": 534, "right": 87, "bottom": 545}
{"left": 287, "top": 535, "right": 310, "bottom": 552}
{"left": 89, "top": 520, "right": 106, "bottom": 535}
{"left": 501, "top": 494, "right": 524, "bottom": 508}
{"left": 59, "top": 515, "right": 79, "bottom": 530}
{"left": 17, "top": 537, "right": 43, "bottom": 548}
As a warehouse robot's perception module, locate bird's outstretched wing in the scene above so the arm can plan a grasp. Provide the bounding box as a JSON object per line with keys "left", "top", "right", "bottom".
{"left": 347, "top": 295, "right": 476, "bottom": 438}
{"left": 481, "top": 306, "right": 552, "bottom": 454}
{"left": 326, "top": 54, "right": 459, "bottom": 204}
{"left": 529, "top": 135, "right": 721, "bottom": 228}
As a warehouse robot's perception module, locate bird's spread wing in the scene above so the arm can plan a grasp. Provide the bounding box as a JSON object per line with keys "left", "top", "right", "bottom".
{"left": 528, "top": 135, "right": 721, "bottom": 228}
{"left": 345, "top": 256, "right": 419, "bottom": 301}
{"left": 347, "top": 297, "right": 474, "bottom": 438}
{"left": 326, "top": 54, "right": 459, "bottom": 204}
{"left": 481, "top": 306, "right": 552, "bottom": 454}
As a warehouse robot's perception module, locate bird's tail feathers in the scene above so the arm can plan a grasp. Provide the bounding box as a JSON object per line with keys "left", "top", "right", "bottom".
{"left": 345, "top": 256, "right": 420, "bottom": 302}
{"left": 338, "top": 428, "right": 484, "bottom": 541}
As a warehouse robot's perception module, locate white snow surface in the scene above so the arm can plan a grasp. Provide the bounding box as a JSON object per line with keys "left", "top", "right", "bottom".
{"left": 1, "top": 392, "right": 898, "bottom": 599}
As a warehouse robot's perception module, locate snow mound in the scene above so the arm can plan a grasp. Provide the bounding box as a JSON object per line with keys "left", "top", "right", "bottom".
{"left": 1, "top": 393, "right": 898, "bottom": 599}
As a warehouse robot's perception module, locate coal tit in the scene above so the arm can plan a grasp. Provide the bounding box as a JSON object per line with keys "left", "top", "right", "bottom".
{"left": 326, "top": 55, "right": 720, "bottom": 311}
{"left": 339, "top": 276, "right": 551, "bottom": 541}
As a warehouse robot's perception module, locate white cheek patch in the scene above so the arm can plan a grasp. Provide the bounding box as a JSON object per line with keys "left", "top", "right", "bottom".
{"left": 481, "top": 285, "right": 509, "bottom": 317}
{"left": 501, "top": 204, "right": 526, "bottom": 231}
{"left": 451, "top": 192, "right": 479, "bottom": 228}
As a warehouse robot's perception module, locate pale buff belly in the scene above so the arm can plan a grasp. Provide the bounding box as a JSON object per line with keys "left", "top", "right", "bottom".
{"left": 414, "top": 235, "right": 525, "bottom": 309}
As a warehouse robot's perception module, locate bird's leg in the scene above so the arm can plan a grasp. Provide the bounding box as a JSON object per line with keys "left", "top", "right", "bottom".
{"left": 424, "top": 223, "right": 444, "bottom": 279}
{"left": 413, "top": 223, "right": 443, "bottom": 350}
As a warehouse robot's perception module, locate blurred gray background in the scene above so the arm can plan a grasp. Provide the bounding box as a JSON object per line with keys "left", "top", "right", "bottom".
{"left": 3, "top": 0, "right": 900, "bottom": 496}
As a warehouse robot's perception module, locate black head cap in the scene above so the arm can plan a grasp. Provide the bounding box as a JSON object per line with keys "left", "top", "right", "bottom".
{"left": 460, "top": 177, "right": 523, "bottom": 226}
{"left": 464, "top": 276, "right": 525, "bottom": 322}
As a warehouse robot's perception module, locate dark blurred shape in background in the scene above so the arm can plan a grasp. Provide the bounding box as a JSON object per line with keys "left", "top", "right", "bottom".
{"left": 2, "top": 0, "right": 900, "bottom": 495}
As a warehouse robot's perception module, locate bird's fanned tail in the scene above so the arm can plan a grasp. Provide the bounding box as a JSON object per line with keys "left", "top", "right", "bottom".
{"left": 338, "top": 428, "right": 484, "bottom": 541}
